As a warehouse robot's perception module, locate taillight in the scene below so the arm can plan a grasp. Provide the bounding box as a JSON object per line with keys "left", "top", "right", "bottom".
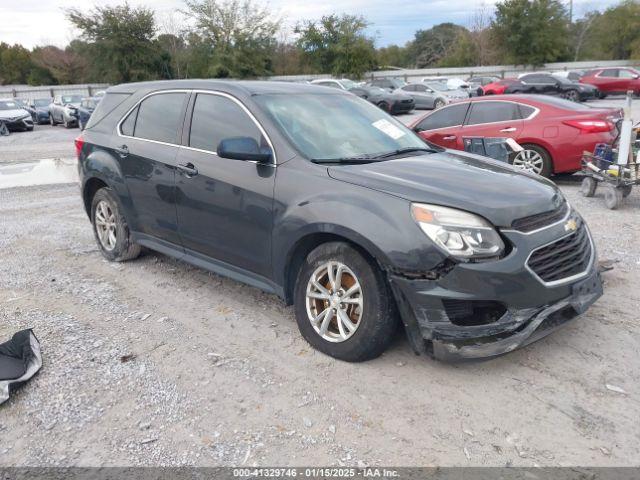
{"left": 74, "top": 135, "right": 84, "bottom": 159}
{"left": 563, "top": 119, "right": 613, "bottom": 133}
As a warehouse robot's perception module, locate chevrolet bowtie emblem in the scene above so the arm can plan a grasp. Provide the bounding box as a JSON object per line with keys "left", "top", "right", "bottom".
{"left": 564, "top": 219, "right": 578, "bottom": 232}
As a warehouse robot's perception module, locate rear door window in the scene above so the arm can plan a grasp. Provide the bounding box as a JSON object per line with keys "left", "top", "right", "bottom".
{"left": 416, "top": 103, "right": 468, "bottom": 131}
{"left": 189, "top": 93, "right": 263, "bottom": 154}
{"left": 599, "top": 69, "right": 618, "bottom": 78}
{"left": 466, "top": 102, "right": 521, "bottom": 125}
{"left": 132, "top": 93, "right": 187, "bottom": 144}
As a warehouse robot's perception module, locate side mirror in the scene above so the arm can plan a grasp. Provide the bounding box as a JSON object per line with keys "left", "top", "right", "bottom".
{"left": 217, "top": 137, "right": 272, "bottom": 163}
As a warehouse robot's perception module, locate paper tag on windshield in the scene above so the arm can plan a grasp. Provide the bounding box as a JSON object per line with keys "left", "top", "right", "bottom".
{"left": 372, "top": 119, "right": 406, "bottom": 140}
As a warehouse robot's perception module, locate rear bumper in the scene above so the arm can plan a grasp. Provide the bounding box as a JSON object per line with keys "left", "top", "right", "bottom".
{"left": 387, "top": 214, "right": 603, "bottom": 361}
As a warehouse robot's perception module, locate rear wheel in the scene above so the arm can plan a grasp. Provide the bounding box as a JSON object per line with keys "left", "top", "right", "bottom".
{"left": 293, "top": 242, "right": 398, "bottom": 362}
{"left": 433, "top": 99, "right": 445, "bottom": 109}
{"left": 91, "top": 187, "right": 141, "bottom": 262}
{"left": 511, "top": 144, "right": 553, "bottom": 177}
{"left": 50, "top": 114, "right": 56, "bottom": 126}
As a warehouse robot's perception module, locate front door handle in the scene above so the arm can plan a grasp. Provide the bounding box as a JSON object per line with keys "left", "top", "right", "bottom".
{"left": 442, "top": 135, "right": 457, "bottom": 141}
{"left": 115, "top": 145, "right": 129, "bottom": 158}
{"left": 500, "top": 127, "right": 517, "bottom": 133}
{"left": 177, "top": 162, "right": 198, "bottom": 177}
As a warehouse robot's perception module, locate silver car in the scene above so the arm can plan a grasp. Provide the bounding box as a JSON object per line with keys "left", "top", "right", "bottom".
{"left": 49, "top": 94, "right": 83, "bottom": 128}
{"left": 422, "top": 82, "right": 470, "bottom": 102}
{"left": 399, "top": 83, "right": 449, "bottom": 109}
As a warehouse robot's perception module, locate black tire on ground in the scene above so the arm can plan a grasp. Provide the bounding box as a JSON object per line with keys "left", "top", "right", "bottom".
{"left": 580, "top": 177, "right": 597, "bottom": 197}
{"left": 377, "top": 101, "right": 391, "bottom": 113}
{"left": 603, "top": 185, "right": 623, "bottom": 210}
{"left": 63, "top": 117, "right": 70, "bottom": 128}
{"left": 50, "top": 115, "right": 55, "bottom": 126}
{"left": 565, "top": 89, "right": 580, "bottom": 102}
{"left": 621, "top": 185, "right": 633, "bottom": 198}
{"left": 517, "top": 143, "right": 554, "bottom": 178}
{"left": 599, "top": 92, "right": 607, "bottom": 99}
{"left": 293, "top": 242, "right": 398, "bottom": 362}
{"left": 434, "top": 99, "right": 445, "bottom": 109}
{"left": 91, "top": 187, "right": 141, "bottom": 262}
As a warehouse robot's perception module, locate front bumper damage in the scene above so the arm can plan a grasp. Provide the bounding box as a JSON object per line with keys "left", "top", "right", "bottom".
{"left": 387, "top": 213, "right": 603, "bottom": 361}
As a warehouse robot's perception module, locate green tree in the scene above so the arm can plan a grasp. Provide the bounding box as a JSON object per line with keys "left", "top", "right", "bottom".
{"left": 438, "top": 30, "right": 478, "bottom": 67}
{"left": 406, "top": 23, "right": 468, "bottom": 68}
{"left": 492, "top": 0, "right": 569, "bottom": 66}
{"left": 0, "top": 43, "right": 33, "bottom": 84}
{"left": 376, "top": 44, "right": 410, "bottom": 69}
{"left": 182, "top": 0, "right": 280, "bottom": 78}
{"left": 577, "top": 1, "right": 640, "bottom": 60}
{"left": 66, "top": 3, "right": 160, "bottom": 83}
{"left": 295, "top": 14, "right": 376, "bottom": 78}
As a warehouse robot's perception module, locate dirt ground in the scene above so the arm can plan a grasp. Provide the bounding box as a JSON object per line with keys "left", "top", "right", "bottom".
{"left": 0, "top": 97, "right": 639, "bottom": 468}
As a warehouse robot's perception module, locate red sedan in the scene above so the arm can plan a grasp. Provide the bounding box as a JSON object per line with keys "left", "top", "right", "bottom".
{"left": 481, "top": 78, "right": 518, "bottom": 95}
{"left": 410, "top": 95, "right": 621, "bottom": 177}
{"left": 580, "top": 67, "right": 640, "bottom": 97}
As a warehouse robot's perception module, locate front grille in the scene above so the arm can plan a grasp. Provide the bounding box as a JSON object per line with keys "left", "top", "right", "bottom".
{"left": 511, "top": 201, "right": 568, "bottom": 233}
{"left": 527, "top": 223, "right": 592, "bottom": 283}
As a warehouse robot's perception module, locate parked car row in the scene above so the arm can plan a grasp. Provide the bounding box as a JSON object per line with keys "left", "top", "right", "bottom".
{"left": 0, "top": 94, "right": 101, "bottom": 133}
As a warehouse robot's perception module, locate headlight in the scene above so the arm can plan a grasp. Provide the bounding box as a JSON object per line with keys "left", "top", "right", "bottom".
{"left": 411, "top": 203, "right": 505, "bottom": 260}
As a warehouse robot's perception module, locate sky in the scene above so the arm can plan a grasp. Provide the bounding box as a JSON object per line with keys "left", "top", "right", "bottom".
{"left": 0, "top": 0, "right": 621, "bottom": 49}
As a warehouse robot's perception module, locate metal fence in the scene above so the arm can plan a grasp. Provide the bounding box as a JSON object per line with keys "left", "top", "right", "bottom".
{"left": 0, "top": 84, "right": 109, "bottom": 102}
{"left": 268, "top": 59, "right": 640, "bottom": 83}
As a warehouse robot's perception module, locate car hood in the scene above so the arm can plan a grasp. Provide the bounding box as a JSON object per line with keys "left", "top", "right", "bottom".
{"left": 327, "top": 151, "right": 562, "bottom": 227}
{"left": 0, "top": 108, "right": 30, "bottom": 119}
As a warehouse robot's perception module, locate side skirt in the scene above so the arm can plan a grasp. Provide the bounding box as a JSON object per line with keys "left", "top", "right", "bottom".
{"left": 132, "top": 232, "right": 284, "bottom": 298}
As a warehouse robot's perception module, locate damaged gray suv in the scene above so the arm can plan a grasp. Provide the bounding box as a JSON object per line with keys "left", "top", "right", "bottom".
{"left": 76, "top": 80, "right": 603, "bottom": 362}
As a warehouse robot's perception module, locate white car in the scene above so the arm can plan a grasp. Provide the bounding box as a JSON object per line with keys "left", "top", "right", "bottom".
{"left": 421, "top": 76, "right": 470, "bottom": 91}
{"left": 0, "top": 98, "right": 34, "bottom": 132}
{"left": 310, "top": 78, "right": 359, "bottom": 91}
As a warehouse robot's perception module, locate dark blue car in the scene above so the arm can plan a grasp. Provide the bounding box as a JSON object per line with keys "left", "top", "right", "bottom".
{"left": 30, "top": 98, "right": 52, "bottom": 124}
{"left": 77, "top": 97, "right": 100, "bottom": 130}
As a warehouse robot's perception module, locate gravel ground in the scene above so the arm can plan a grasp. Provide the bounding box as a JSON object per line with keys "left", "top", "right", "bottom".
{"left": 0, "top": 95, "right": 639, "bottom": 468}
{"left": 0, "top": 124, "right": 77, "bottom": 164}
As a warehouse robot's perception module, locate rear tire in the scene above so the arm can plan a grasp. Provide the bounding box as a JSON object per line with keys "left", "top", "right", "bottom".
{"left": 511, "top": 144, "right": 553, "bottom": 177}
{"left": 565, "top": 89, "right": 580, "bottom": 102}
{"left": 91, "top": 187, "right": 141, "bottom": 262}
{"left": 434, "top": 99, "right": 445, "bottom": 109}
{"left": 50, "top": 115, "right": 56, "bottom": 126}
{"left": 293, "top": 242, "right": 398, "bottom": 362}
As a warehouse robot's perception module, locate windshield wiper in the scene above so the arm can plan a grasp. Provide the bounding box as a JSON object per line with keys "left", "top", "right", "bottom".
{"left": 374, "top": 147, "right": 440, "bottom": 159}
{"left": 311, "top": 155, "right": 382, "bottom": 164}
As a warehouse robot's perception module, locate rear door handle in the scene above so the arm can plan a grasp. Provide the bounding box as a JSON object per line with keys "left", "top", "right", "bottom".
{"left": 115, "top": 145, "right": 129, "bottom": 158}
{"left": 500, "top": 127, "right": 517, "bottom": 133}
{"left": 177, "top": 162, "right": 198, "bottom": 177}
{"left": 442, "top": 135, "right": 457, "bottom": 141}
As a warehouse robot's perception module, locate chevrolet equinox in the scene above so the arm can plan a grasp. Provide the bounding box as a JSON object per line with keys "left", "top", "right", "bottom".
{"left": 76, "top": 80, "right": 603, "bottom": 362}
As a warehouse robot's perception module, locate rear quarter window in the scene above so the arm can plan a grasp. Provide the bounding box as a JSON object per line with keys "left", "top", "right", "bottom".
{"left": 85, "top": 93, "right": 131, "bottom": 129}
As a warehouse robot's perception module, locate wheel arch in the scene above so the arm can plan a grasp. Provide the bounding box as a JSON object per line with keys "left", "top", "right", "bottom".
{"left": 281, "top": 228, "right": 389, "bottom": 306}
{"left": 82, "top": 177, "right": 109, "bottom": 216}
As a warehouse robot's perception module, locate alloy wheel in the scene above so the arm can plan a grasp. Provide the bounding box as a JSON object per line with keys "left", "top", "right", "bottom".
{"left": 305, "top": 261, "right": 363, "bottom": 343}
{"left": 565, "top": 90, "right": 579, "bottom": 102}
{"left": 94, "top": 200, "right": 117, "bottom": 251}
{"left": 512, "top": 149, "right": 544, "bottom": 175}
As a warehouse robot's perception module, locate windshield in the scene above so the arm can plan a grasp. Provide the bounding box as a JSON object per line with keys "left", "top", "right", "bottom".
{"left": 255, "top": 93, "right": 427, "bottom": 161}
{"left": 62, "top": 95, "right": 82, "bottom": 104}
{"left": 338, "top": 79, "right": 358, "bottom": 90}
{"left": 0, "top": 100, "right": 21, "bottom": 111}
{"left": 34, "top": 99, "right": 50, "bottom": 107}
{"left": 425, "top": 82, "right": 450, "bottom": 92}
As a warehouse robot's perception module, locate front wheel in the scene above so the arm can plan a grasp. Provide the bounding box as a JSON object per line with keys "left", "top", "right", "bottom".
{"left": 50, "top": 115, "right": 56, "bottom": 126}
{"left": 511, "top": 144, "right": 553, "bottom": 177}
{"left": 91, "top": 187, "right": 141, "bottom": 262}
{"left": 565, "top": 89, "right": 580, "bottom": 102}
{"left": 377, "top": 101, "right": 390, "bottom": 113}
{"left": 294, "top": 242, "right": 398, "bottom": 362}
{"left": 433, "top": 99, "right": 445, "bottom": 109}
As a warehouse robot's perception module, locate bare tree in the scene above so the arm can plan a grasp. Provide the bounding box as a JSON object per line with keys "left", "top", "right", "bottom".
{"left": 468, "top": 4, "right": 497, "bottom": 66}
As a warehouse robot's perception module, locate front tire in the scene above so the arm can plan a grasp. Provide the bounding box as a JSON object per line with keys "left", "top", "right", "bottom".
{"left": 50, "top": 114, "right": 56, "bottom": 126}
{"left": 565, "top": 89, "right": 580, "bottom": 102}
{"left": 91, "top": 187, "right": 141, "bottom": 262}
{"left": 377, "top": 101, "right": 390, "bottom": 113}
{"left": 511, "top": 144, "right": 553, "bottom": 177}
{"left": 293, "top": 242, "right": 398, "bottom": 362}
{"left": 434, "top": 99, "right": 445, "bottom": 109}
